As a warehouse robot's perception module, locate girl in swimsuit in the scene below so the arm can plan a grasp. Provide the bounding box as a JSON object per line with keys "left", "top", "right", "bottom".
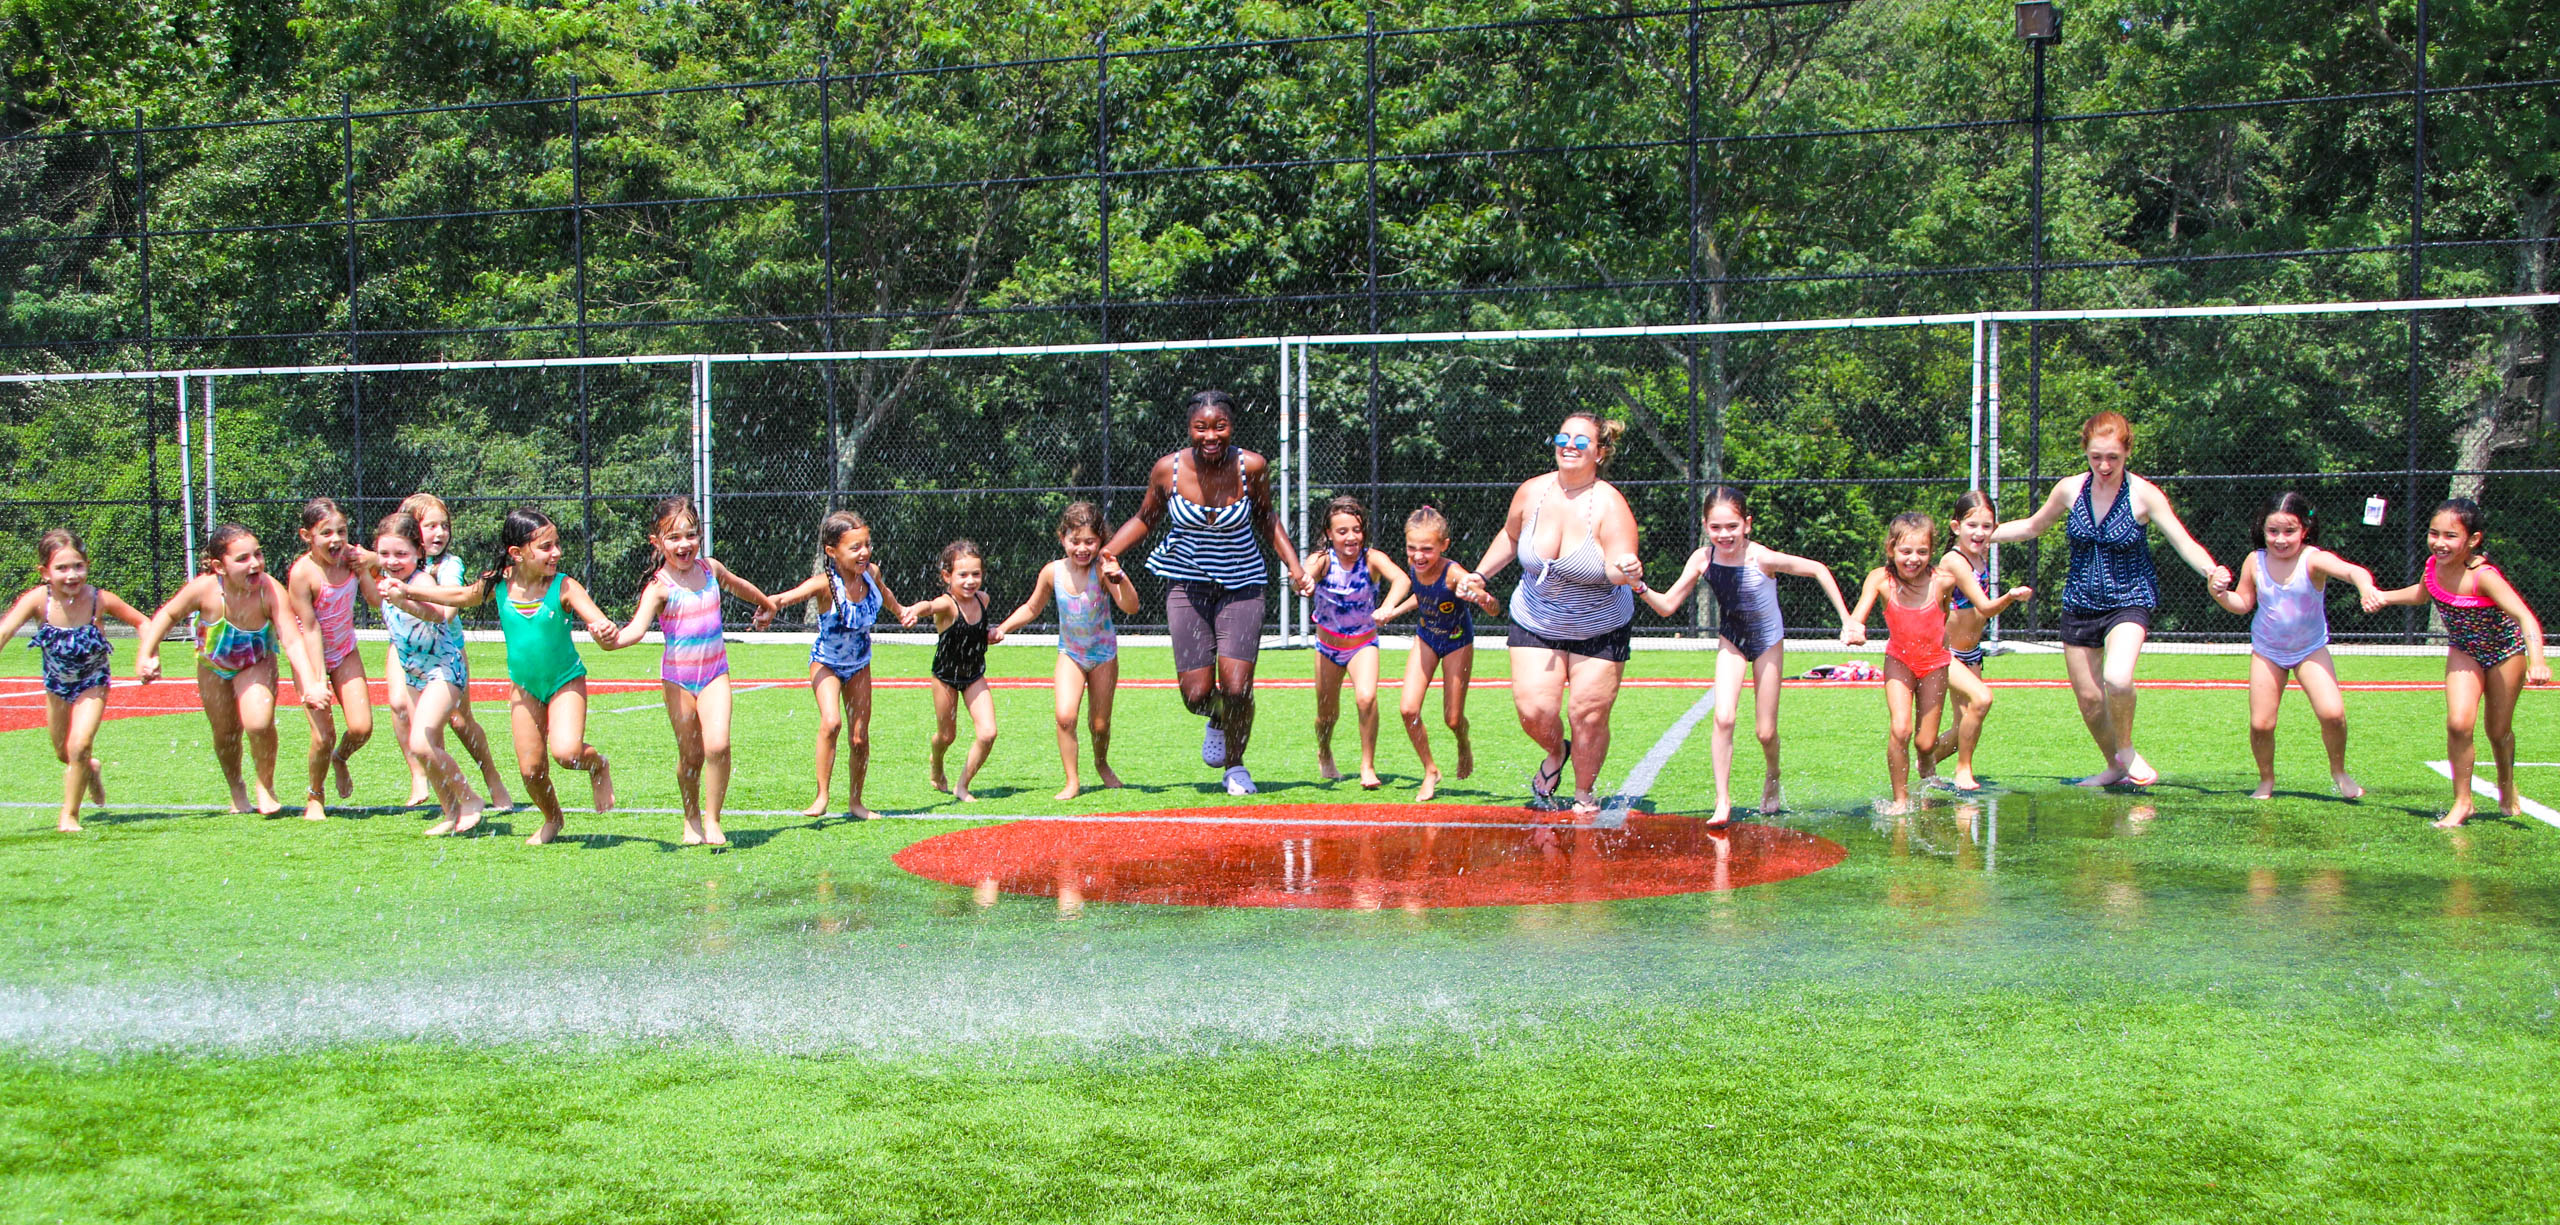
{"left": 996, "top": 503, "right": 1140, "bottom": 800}
{"left": 1304, "top": 496, "right": 1413, "bottom": 790}
{"left": 0, "top": 530, "right": 147, "bottom": 831}
{"left": 2205, "top": 492, "right": 2381, "bottom": 801}
{"left": 138, "top": 525, "right": 331, "bottom": 817}
{"left": 2364, "top": 498, "right": 2550, "bottom": 827}
{"left": 771, "top": 511, "right": 905, "bottom": 820}
{"left": 286, "top": 498, "right": 384, "bottom": 820}
{"left": 613, "top": 497, "right": 779, "bottom": 847}
{"left": 1848, "top": 513, "right": 1998, "bottom": 813}
{"left": 1378, "top": 506, "right": 1499, "bottom": 802}
{"left": 903, "top": 540, "right": 1001, "bottom": 803}
{"left": 374, "top": 512, "right": 486, "bottom": 836}
{"left": 390, "top": 506, "right": 622, "bottom": 845}
{"left": 1929, "top": 492, "right": 2034, "bottom": 792}
{"left": 387, "top": 492, "right": 511, "bottom": 812}
{"left": 1636, "top": 486, "right": 1858, "bottom": 825}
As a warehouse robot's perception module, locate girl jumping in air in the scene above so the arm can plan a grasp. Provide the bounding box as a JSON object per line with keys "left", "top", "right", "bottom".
{"left": 905, "top": 539, "right": 1000, "bottom": 803}
{"left": 996, "top": 503, "right": 1139, "bottom": 800}
{"left": 1305, "top": 495, "right": 1412, "bottom": 789}
{"left": 389, "top": 506, "right": 619, "bottom": 845}
{"left": 2364, "top": 498, "right": 2550, "bottom": 827}
{"left": 374, "top": 512, "right": 487, "bottom": 835}
{"left": 0, "top": 530, "right": 148, "bottom": 830}
{"left": 1848, "top": 512, "right": 1998, "bottom": 813}
{"left": 388, "top": 492, "right": 511, "bottom": 812}
{"left": 772, "top": 511, "right": 904, "bottom": 820}
{"left": 2205, "top": 492, "right": 2381, "bottom": 801}
{"left": 614, "top": 497, "right": 778, "bottom": 847}
{"left": 285, "top": 497, "right": 385, "bottom": 819}
{"left": 138, "top": 525, "right": 331, "bottom": 816}
{"left": 1929, "top": 492, "right": 2033, "bottom": 791}
{"left": 1377, "top": 506, "right": 1499, "bottom": 801}
{"left": 1635, "top": 486, "right": 1858, "bottom": 825}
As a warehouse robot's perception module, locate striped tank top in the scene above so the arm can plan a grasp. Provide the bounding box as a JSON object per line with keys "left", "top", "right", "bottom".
{"left": 1508, "top": 483, "right": 1635, "bottom": 639}
{"left": 656, "top": 567, "right": 729, "bottom": 691}
{"left": 1146, "top": 450, "right": 1269, "bottom": 589}
{"left": 2062, "top": 475, "right": 2158, "bottom": 612}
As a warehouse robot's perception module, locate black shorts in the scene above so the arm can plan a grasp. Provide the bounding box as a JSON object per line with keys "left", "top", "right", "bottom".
{"left": 1505, "top": 619, "right": 1633, "bottom": 664}
{"left": 1167, "top": 582, "right": 1266, "bottom": 673}
{"left": 2056, "top": 605, "right": 2152, "bottom": 649}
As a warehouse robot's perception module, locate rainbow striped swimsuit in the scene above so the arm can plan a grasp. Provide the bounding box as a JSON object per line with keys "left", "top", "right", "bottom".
{"left": 656, "top": 568, "right": 729, "bottom": 693}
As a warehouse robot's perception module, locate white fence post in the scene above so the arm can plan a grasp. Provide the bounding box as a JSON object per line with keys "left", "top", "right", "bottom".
{"left": 1986, "top": 321, "right": 2003, "bottom": 648}
{"left": 174, "top": 374, "right": 195, "bottom": 564}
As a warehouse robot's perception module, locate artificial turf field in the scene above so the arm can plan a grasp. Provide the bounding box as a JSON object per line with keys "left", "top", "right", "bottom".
{"left": 2, "top": 639, "right": 2556, "bottom": 1223}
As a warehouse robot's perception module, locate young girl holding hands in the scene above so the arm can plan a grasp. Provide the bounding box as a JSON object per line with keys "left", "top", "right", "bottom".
{"left": 1635, "top": 487, "right": 1858, "bottom": 825}
{"left": 772, "top": 511, "right": 904, "bottom": 820}
{"left": 388, "top": 492, "right": 511, "bottom": 812}
{"left": 373, "top": 512, "right": 487, "bottom": 835}
{"left": 285, "top": 498, "right": 383, "bottom": 819}
{"left": 905, "top": 540, "right": 999, "bottom": 803}
{"left": 615, "top": 497, "right": 778, "bottom": 847}
{"left": 996, "top": 503, "right": 1139, "bottom": 800}
{"left": 1848, "top": 513, "right": 1999, "bottom": 812}
{"left": 1930, "top": 492, "right": 2033, "bottom": 791}
{"left": 0, "top": 531, "right": 148, "bottom": 830}
{"left": 388, "top": 506, "right": 619, "bottom": 845}
{"left": 2365, "top": 498, "right": 2550, "bottom": 827}
{"left": 1377, "top": 506, "right": 1498, "bottom": 801}
{"left": 1305, "top": 496, "right": 1413, "bottom": 789}
{"left": 2205, "top": 492, "right": 2380, "bottom": 801}
{"left": 138, "top": 525, "right": 331, "bottom": 816}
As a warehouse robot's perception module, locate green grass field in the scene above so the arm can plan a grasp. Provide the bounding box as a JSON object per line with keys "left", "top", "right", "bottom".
{"left": 3, "top": 639, "right": 2556, "bottom": 1222}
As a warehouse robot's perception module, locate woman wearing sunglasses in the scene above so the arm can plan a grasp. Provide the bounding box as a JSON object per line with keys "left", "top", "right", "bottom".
{"left": 1457, "top": 413, "right": 1644, "bottom": 815}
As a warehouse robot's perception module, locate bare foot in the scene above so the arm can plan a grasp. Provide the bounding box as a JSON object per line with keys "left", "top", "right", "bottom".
{"left": 1417, "top": 768, "right": 1441, "bottom": 802}
{"left": 1877, "top": 797, "right": 1910, "bottom": 816}
{"left": 253, "top": 785, "right": 284, "bottom": 817}
{"left": 681, "top": 815, "right": 706, "bottom": 846}
{"left": 1454, "top": 739, "right": 1474, "bottom": 780}
{"left": 57, "top": 814, "right": 82, "bottom": 833}
{"left": 1360, "top": 770, "right": 1383, "bottom": 790}
{"left": 454, "top": 792, "right": 486, "bottom": 834}
{"left": 2250, "top": 781, "right": 2275, "bottom": 800}
{"left": 953, "top": 787, "right": 976, "bottom": 804}
{"left": 802, "top": 793, "right": 832, "bottom": 817}
{"left": 2434, "top": 798, "right": 2475, "bottom": 829}
{"left": 2500, "top": 794, "right": 2524, "bottom": 820}
{"left": 1055, "top": 783, "right": 1083, "bottom": 802}
{"left": 226, "top": 778, "right": 254, "bottom": 815}
{"left": 85, "top": 758, "right": 104, "bottom": 805}
{"left": 1317, "top": 752, "right": 1342, "bottom": 782}
{"left": 844, "top": 803, "right": 875, "bottom": 822}
{"left": 332, "top": 754, "right": 354, "bottom": 800}
{"left": 2074, "top": 765, "right": 2128, "bottom": 788}
{"left": 1706, "top": 801, "right": 1733, "bottom": 828}
{"left": 486, "top": 780, "right": 515, "bottom": 810}
{"left": 527, "top": 814, "right": 564, "bottom": 845}
{"left": 1759, "top": 777, "right": 1784, "bottom": 816}
{"left": 2333, "top": 773, "right": 2365, "bottom": 800}
{"left": 407, "top": 776, "right": 436, "bottom": 807}
{"left": 1951, "top": 771, "right": 1983, "bottom": 792}
{"left": 588, "top": 757, "right": 615, "bottom": 814}
{"left": 302, "top": 792, "right": 328, "bottom": 822}
{"left": 702, "top": 816, "right": 728, "bottom": 847}
{"left": 1097, "top": 765, "right": 1124, "bottom": 789}
{"left": 2121, "top": 752, "right": 2159, "bottom": 787}
{"left": 930, "top": 772, "right": 951, "bottom": 794}
{"left": 423, "top": 816, "right": 457, "bottom": 837}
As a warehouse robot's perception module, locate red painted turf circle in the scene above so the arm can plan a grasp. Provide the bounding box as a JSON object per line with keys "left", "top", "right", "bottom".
{"left": 892, "top": 804, "right": 1847, "bottom": 909}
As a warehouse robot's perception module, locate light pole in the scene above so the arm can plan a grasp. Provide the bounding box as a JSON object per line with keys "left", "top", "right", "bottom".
{"left": 2015, "top": 1, "right": 2060, "bottom": 632}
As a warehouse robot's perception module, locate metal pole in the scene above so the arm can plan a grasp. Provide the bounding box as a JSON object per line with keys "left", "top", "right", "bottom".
{"left": 1685, "top": 4, "right": 1703, "bottom": 636}
{"left": 1298, "top": 342, "right": 1312, "bottom": 644}
{"left": 1096, "top": 31, "right": 1114, "bottom": 519}
{"left": 342, "top": 92, "right": 365, "bottom": 508}
{"left": 1969, "top": 319, "right": 1985, "bottom": 493}
{"left": 2403, "top": 0, "right": 2428, "bottom": 643}
{"left": 819, "top": 53, "right": 841, "bottom": 511}
{"left": 2025, "top": 38, "right": 2048, "bottom": 641}
{"left": 1987, "top": 322, "right": 2004, "bottom": 646}
{"left": 1277, "top": 339, "right": 1293, "bottom": 644}
{"left": 136, "top": 112, "right": 164, "bottom": 602}
{"left": 701, "top": 359, "right": 715, "bottom": 559}
{"left": 1364, "top": 10, "right": 1381, "bottom": 512}
{"left": 203, "top": 376, "right": 217, "bottom": 528}
{"left": 175, "top": 374, "right": 194, "bottom": 583}
{"left": 569, "top": 76, "right": 596, "bottom": 584}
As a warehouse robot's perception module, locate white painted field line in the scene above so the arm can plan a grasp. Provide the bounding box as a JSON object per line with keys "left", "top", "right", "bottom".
{"left": 599, "top": 680, "right": 790, "bottom": 715}
{"left": 2424, "top": 760, "right": 2560, "bottom": 830}
{"left": 1596, "top": 688, "right": 1720, "bottom": 829}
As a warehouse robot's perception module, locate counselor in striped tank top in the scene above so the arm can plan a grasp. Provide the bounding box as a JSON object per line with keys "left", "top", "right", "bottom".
{"left": 1100, "top": 390, "right": 1310, "bottom": 797}
{"left": 1991, "top": 411, "right": 2228, "bottom": 790}
{"left": 1459, "top": 411, "right": 1644, "bottom": 817}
